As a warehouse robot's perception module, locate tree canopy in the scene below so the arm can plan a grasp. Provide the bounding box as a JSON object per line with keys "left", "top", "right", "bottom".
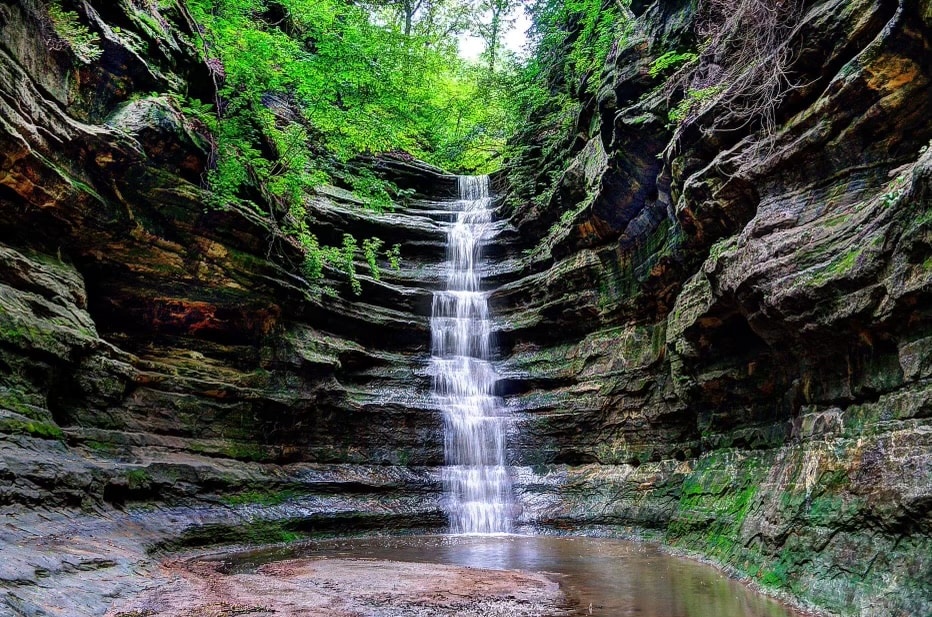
{"left": 188, "top": 0, "right": 520, "bottom": 185}
{"left": 183, "top": 0, "right": 626, "bottom": 292}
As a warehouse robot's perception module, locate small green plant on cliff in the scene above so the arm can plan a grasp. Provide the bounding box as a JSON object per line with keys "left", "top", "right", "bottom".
{"left": 340, "top": 234, "right": 363, "bottom": 296}
{"left": 0, "top": 418, "right": 65, "bottom": 440}
{"left": 362, "top": 237, "right": 384, "bottom": 281}
{"left": 221, "top": 489, "right": 302, "bottom": 507}
{"left": 881, "top": 170, "right": 909, "bottom": 207}
{"left": 386, "top": 243, "right": 402, "bottom": 271}
{"left": 649, "top": 50, "right": 697, "bottom": 78}
{"left": 667, "top": 85, "right": 724, "bottom": 125}
{"left": 125, "top": 468, "right": 152, "bottom": 490}
{"left": 346, "top": 170, "right": 395, "bottom": 214}
{"left": 43, "top": 1, "right": 103, "bottom": 63}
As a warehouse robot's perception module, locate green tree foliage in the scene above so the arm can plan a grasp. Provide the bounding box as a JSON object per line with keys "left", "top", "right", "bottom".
{"left": 524, "top": 0, "right": 627, "bottom": 101}
{"left": 364, "top": 0, "right": 472, "bottom": 42}
{"left": 474, "top": 0, "right": 519, "bottom": 73}
{"left": 188, "top": 0, "right": 517, "bottom": 180}
{"left": 504, "top": 0, "right": 629, "bottom": 209}
{"left": 185, "top": 0, "right": 522, "bottom": 294}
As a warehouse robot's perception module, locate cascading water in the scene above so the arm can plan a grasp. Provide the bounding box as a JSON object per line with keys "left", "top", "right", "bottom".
{"left": 431, "top": 176, "right": 513, "bottom": 535}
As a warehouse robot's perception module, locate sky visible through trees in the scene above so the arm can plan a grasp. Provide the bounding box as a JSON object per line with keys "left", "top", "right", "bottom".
{"left": 183, "top": 0, "right": 626, "bottom": 289}
{"left": 459, "top": 6, "right": 531, "bottom": 61}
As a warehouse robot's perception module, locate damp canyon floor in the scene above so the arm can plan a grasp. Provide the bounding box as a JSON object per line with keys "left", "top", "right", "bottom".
{"left": 109, "top": 535, "right": 808, "bottom": 617}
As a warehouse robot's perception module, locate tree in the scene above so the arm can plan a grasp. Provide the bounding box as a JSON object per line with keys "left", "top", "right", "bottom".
{"left": 364, "top": 0, "right": 472, "bottom": 41}
{"left": 187, "top": 0, "right": 519, "bottom": 185}
{"left": 475, "top": 0, "right": 518, "bottom": 72}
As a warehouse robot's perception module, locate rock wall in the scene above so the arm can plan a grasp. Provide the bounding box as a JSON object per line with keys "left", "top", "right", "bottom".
{"left": 497, "top": 0, "right": 932, "bottom": 615}
{"left": 0, "top": 3, "right": 457, "bottom": 611}
{"left": 0, "top": 1, "right": 930, "bottom": 616}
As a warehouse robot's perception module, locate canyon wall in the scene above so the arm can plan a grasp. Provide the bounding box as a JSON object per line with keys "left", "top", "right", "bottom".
{"left": 0, "top": 2, "right": 456, "bottom": 612}
{"left": 496, "top": 0, "right": 932, "bottom": 615}
{"left": 0, "top": 1, "right": 930, "bottom": 616}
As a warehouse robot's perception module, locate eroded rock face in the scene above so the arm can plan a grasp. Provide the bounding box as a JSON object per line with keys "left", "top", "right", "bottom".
{"left": 0, "top": 3, "right": 474, "bottom": 614}
{"left": 0, "top": 1, "right": 930, "bottom": 616}
{"left": 0, "top": 2, "right": 452, "bottom": 602}
{"left": 497, "top": 0, "right": 931, "bottom": 615}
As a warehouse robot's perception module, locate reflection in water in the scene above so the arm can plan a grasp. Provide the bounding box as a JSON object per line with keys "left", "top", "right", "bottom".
{"left": 221, "top": 535, "right": 803, "bottom": 617}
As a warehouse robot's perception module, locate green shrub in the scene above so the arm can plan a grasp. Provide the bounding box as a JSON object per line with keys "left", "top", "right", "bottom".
{"left": 668, "top": 86, "right": 724, "bottom": 124}
{"left": 45, "top": 2, "right": 103, "bottom": 63}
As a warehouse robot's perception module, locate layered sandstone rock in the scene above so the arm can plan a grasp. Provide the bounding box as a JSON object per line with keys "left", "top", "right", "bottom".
{"left": 497, "top": 1, "right": 932, "bottom": 615}
{"left": 0, "top": 0, "right": 930, "bottom": 616}
{"left": 0, "top": 3, "right": 451, "bottom": 610}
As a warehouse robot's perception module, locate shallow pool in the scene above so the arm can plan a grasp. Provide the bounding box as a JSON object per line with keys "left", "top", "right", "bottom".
{"left": 217, "top": 534, "right": 805, "bottom": 617}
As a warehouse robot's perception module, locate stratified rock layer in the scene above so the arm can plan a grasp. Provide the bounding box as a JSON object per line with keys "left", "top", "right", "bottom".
{"left": 497, "top": 1, "right": 932, "bottom": 615}
{"left": 0, "top": 1, "right": 930, "bottom": 617}
{"left": 0, "top": 2, "right": 453, "bottom": 612}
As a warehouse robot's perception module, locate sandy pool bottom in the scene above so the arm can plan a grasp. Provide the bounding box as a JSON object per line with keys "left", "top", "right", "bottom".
{"left": 108, "top": 555, "right": 569, "bottom": 617}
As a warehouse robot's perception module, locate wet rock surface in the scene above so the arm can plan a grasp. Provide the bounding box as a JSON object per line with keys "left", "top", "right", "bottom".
{"left": 0, "top": 466, "right": 443, "bottom": 616}
{"left": 0, "top": 5, "right": 451, "bottom": 610}
{"left": 0, "top": 0, "right": 449, "bottom": 489}
{"left": 495, "top": 0, "right": 932, "bottom": 615}
{"left": 0, "top": 0, "right": 930, "bottom": 616}
{"left": 108, "top": 557, "right": 569, "bottom": 617}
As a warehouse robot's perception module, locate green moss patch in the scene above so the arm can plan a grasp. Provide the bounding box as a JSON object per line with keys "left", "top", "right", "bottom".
{"left": 220, "top": 489, "right": 304, "bottom": 507}
{"left": 0, "top": 418, "right": 65, "bottom": 440}
{"left": 189, "top": 440, "right": 277, "bottom": 462}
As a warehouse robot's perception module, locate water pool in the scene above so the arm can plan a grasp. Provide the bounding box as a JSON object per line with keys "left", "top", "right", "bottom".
{"left": 216, "top": 534, "right": 806, "bottom": 617}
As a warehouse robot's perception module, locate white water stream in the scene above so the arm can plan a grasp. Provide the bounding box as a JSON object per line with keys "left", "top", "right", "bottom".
{"left": 431, "top": 176, "right": 513, "bottom": 534}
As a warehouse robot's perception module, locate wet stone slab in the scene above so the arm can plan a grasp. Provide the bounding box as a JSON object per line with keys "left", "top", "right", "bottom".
{"left": 108, "top": 557, "right": 571, "bottom": 617}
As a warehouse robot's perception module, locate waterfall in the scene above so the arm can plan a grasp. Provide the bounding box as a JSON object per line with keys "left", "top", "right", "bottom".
{"left": 431, "top": 175, "right": 513, "bottom": 535}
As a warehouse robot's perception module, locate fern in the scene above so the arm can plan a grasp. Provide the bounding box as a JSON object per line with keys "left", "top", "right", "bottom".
{"left": 649, "top": 50, "right": 697, "bottom": 78}
{"left": 386, "top": 244, "right": 402, "bottom": 271}
{"left": 362, "top": 237, "right": 384, "bottom": 281}
{"left": 341, "top": 234, "right": 362, "bottom": 296}
{"left": 46, "top": 2, "right": 103, "bottom": 63}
